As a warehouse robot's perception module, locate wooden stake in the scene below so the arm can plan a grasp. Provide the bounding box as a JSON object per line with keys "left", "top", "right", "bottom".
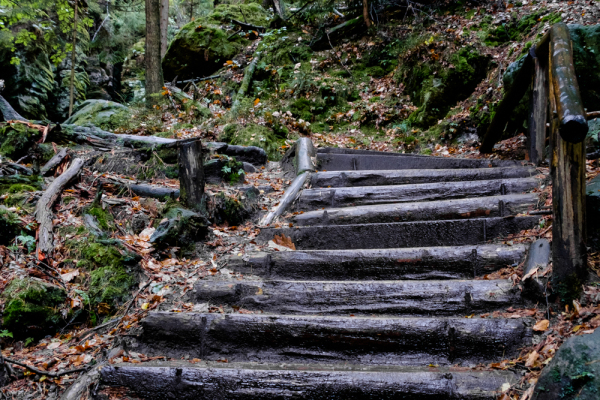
{"left": 178, "top": 140, "right": 205, "bottom": 211}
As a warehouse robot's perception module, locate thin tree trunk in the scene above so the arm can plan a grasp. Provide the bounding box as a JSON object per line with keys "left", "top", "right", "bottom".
{"left": 178, "top": 140, "right": 205, "bottom": 211}
{"left": 68, "top": 0, "right": 79, "bottom": 117}
{"left": 146, "top": 0, "right": 165, "bottom": 107}
{"left": 362, "top": 0, "right": 371, "bottom": 28}
{"left": 160, "top": 0, "right": 169, "bottom": 58}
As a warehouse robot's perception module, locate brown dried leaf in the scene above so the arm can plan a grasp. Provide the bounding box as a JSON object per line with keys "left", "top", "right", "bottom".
{"left": 273, "top": 234, "right": 296, "bottom": 250}
{"left": 533, "top": 320, "right": 550, "bottom": 332}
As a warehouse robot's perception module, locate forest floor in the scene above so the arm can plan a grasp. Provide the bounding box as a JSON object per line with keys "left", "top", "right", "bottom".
{"left": 1, "top": 1, "right": 600, "bottom": 399}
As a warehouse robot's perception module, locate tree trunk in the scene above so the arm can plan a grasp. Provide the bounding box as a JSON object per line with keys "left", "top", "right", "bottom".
{"left": 160, "top": 0, "right": 169, "bottom": 58}
{"left": 68, "top": 0, "right": 79, "bottom": 117}
{"left": 146, "top": 0, "right": 165, "bottom": 107}
{"left": 362, "top": 0, "right": 371, "bottom": 28}
{"left": 178, "top": 140, "right": 205, "bottom": 211}
{"left": 528, "top": 55, "right": 548, "bottom": 165}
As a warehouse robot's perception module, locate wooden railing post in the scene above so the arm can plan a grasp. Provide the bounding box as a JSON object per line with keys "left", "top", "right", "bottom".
{"left": 548, "top": 23, "right": 588, "bottom": 302}
{"left": 528, "top": 48, "right": 549, "bottom": 165}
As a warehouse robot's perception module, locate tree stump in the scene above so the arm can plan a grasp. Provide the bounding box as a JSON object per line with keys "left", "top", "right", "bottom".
{"left": 178, "top": 140, "right": 205, "bottom": 211}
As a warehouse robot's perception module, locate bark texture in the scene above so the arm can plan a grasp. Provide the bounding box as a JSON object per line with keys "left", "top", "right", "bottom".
{"left": 178, "top": 140, "right": 204, "bottom": 211}
{"left": 145, "top": 0, "right": 165, "bottom": 107}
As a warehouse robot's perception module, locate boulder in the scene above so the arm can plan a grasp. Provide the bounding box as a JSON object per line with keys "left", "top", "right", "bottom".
{"left": 0, "top": 277, "right": 67, "bottom": 339}
{"left": 532, "top": 329, "right": 600, "bottom": 400}
{"left": 150, "top": 206, "right": 210, "bottom": 247}
{"left": 204, "top": 158, "right": 245, "bottom": 184}
{"left": 0, "top": 121, "right": 41, "bottom": 161}
{"left": 220, "top": 123, "right": 284, "bottom": 161}
{"left": 587, "top": 118, "right": 599, "bottom": 154}
{"left": 63, "top": 99, "right": 129, "bottom": 129}
{"left": 162, "top": 4, "right": 270, "bottom": 81}
{"left": 0, "top": 207, "right": 20, "bottom": 246}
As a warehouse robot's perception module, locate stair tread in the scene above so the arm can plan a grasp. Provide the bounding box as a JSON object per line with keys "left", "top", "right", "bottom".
{"left": 228, "top": 244, "right": 527, "bottom": 280}
{"left": 259, "top": 216, "right": 540, "bottom": 249}
{"left": 297, "top": 177, "right": 538, "bottom": 210}
{"left": 317, "top": 152, "right": 524, "bottom": 171}
{"left": 137, "top": 312, "right": 533, "bottom": 366}
{"left": 193, "top": 278, "right": 521, "bottom": 315}
{"left": 293, "top": 193, "right": 538, "bottom": 225}
{"left": 101, "top": 361, "right": 517, "bottom": 400}
{"left": 311, "top": 166, "right": 536, "bottom": 187}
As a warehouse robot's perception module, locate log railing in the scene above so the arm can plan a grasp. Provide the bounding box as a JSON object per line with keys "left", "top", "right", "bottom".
{"left": 481, "top": 23, "right": 590, "bottom": 301}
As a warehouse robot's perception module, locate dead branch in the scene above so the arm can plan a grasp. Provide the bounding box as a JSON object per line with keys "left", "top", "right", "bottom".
{"left": 3, "top": 357, "right": 88, "bottom": 378}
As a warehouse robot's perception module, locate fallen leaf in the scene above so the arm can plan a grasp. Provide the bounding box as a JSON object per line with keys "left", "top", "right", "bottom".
{"left": 533, "top": 320, "right": 550, "bottom": 332}
{"left": 273, "top": 234, "right": 296, "bottom": 250}
{"left": 525, "top": 350, "right": 539, "bottom": 367}
{"left": 60, "top": 270, "right": 80, "bottom": 282}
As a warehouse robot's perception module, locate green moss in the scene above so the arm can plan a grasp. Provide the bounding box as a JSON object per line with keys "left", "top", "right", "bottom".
{"left": 221, "top": 123, "right": 285, "bottom": 161}
{"left": 162, "top": 4, "right": 270, "bottom": 82}
{"left": 79, "top": 242, "right": 124, "bottom": 270}
{"left": 484, "top": 11, "right": 557, "bottom": 47}
{"left": 88, "top": 265, "right": 135, "bottom": 309}
{"left": 86, "top": 206, "right": 113, "bottom": 231}
{"left": 555, "top": 272, "right": 584, "bottom": 305}
{"left": 63, "top": 100, "right": 129, "bottom": 130}
{"left": 1, "top": 278, "right": 66, "bottom": 339}
{"left": 0, "top": 122, "right": 41, "bottom": 160}
{"left": 210, "top": 192, "right": 251, "bottom": 226}
{"left": 399, "top": 45, "right": 490, "bottom": 128}
{"left": 0, "top": 207, "right": 20, "bottom": 245}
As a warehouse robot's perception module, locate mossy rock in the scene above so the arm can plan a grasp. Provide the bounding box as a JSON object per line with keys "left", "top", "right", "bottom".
{"left": 570, "top": 24, "right": 600, "bottom": 112}
{"left": 221, "top": 123, "right": 285, "bottom": 161}
{"left": 1, "top": 278, "right": 67, "bottom": 339}
{"left": 532, "top": 328, "right": 600, "bottom": 400}
{"left": 63, "top": 99, "right": 129, "bottom": 129}
{"left": 201, "top": 3, "right": 270, "bottom": 27}
{"left": 0, "top": 122, "right": 41, "bottom": 161}
{"left": 204, "top": 157, "right": 245, "bottom": 184}
{"left": 209, "top": 190, "right": 256, "bottom": 226}
{"left": 150, "top": 205, "right": 210, "bottom": 248}
{"left": 587, "top": 118, "right": 600, "bottom": 153}
{"left": 163, "top": 4, "right": 269, "bottom": 81}
{"left": 398, "top": 45, "right": 490, "bottom": 128}
{"left": 0, "top": 207, "right": 20, "bottom": 246}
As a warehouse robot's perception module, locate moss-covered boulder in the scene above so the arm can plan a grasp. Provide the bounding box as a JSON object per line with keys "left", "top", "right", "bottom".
{"left": 532, "top": 329, "right": 600, "bottom": 400}
{"left": 0, "top": 121, "right": 41, "bottom": 160}
{"left": 162, "top": 4, "right": 270, "bottom": 81}
{"left": 570, "top": 24, "right": 600, "bottom": 112}
{"left": 204, "top": 157, "right": 245, "bottom": 184}
{"left": 0, "top": 207, "right": 21, "bottom": 246}
{"left": 150, "top": 205, "right": 210, "bottom": 248}
{"left": 63, "top": 99, "right": 129, "bottom": 129}
{"left": 221, "top": 123, "right": 285, "bottom": 161}
{"left": 397, "top": 42, "right": 490, "bottom": 128}
{"left": 1, "top": 278, "right": 67, "bottom": 339}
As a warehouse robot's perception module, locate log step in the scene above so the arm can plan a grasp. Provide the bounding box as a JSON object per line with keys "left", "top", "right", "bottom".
{"left": 292, "top": 194, "right": 538, "bottom": 226}
{"left": 100, "top": 361, "right": 518, "bottom": 400}
{"left": 227, "top": 244, "right": 528, "bottom": 280}
{"left": 138, "top": 312, "right": 533, "bottom": 366}
{"left": 258, "top": 216, "right": 540, "bottom": 250}
{"left": 296, "top": 178, "right": 539, "bottom": 210}
{"left": 317, "top": 153, "right": 524, "bottom": 171}
{"left": 311, "top": 167, "right": 536, "bottom": 187}
{"left": 192, "top": 279, "right": 521, "bottom": 316}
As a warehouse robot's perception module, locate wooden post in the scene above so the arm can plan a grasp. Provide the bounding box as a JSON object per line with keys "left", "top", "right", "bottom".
{"left": 548, "top": 24, "right": 588, "bottom": 302}
{"left": 528, "top": 53, "right": 548, "bottom": 165}
{"left": 178, "top": 140, "right": 205, "bottom": 211}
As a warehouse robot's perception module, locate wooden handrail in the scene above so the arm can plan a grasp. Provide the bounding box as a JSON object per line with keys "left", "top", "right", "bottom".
{"left": 546, "top": 23, "right": 588, "bottom": 302}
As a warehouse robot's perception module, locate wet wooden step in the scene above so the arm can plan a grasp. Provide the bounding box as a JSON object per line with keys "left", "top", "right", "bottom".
{"left": 138, "top": 312, "right": 533, "bottom": 366}
{"left": 311, "top": 167, "right": 536, "bottom": 187}
{"left": 292, "top": 194, "right": 538, "bottom": 226}
{"left": 296, "top": 178, "right": 539, "bottom": 210}
{"left": 317, "top": 153, "right": 524, "bottom": 171}
{"left": 227, "top": 244, "right": 528, "bottom": 280}
{"left": 101, "top": 361, "right": 517, "bottom": 400}
{"left": 258, "top": 216, "right": 540, "bottom": 250}
{"left": 192, "top": 279, "right": 522, "bottom": 316}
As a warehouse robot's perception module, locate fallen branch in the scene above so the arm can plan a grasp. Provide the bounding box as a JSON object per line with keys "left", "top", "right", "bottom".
{"left": 58, "top": 363, "right": 105, "bottom": 400}
{"left": 35, "top": 158, "right": 84, "bottom": 259}
{"left": 587, "top": 111, "right": 600, "bottom": 119}
{"left": 230, "top": 18, "right": 266, "bottom": 32}
{"left": 40, "top": 148, "right": 69, "bottom": 177}
{"left": 231, "top": 51, "right": 262, "bottom": 115}
{"left": 3, "top": 356, "right": 88, "bottom": 378}
{"left": 176, "top": 75, "right": 221, "bottom": 85}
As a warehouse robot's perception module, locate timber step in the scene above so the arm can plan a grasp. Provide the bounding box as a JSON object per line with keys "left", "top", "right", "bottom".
{"left": 227, "top": 244, "right": 528, "bottom": 280}
{"left": 311, "top": 166, "right": 537, "bottom": 187}
{"left": 296, "top": 177, "right": 539, "bottom": 210}
{"left": 317, "top": 153, "right": 524, "bottom": 171}
{"left": 258, "top": 216, "right": 540, "bottom": 250}
{"left": 192, "top": 279, "right": 522, "bottom": 315}
{"left": 101, "top": 362, "right": 517, "bottom": 400}
{"left": 137, "top": 312, "right": 533, "bottom": 366}
{"left": 292, "top": 194, "right": 538, "bottom": 225}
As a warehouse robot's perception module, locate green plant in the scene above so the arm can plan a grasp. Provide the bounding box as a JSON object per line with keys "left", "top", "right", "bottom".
{"left": 0, "top": 330, "right": 13, "bottom": 338}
